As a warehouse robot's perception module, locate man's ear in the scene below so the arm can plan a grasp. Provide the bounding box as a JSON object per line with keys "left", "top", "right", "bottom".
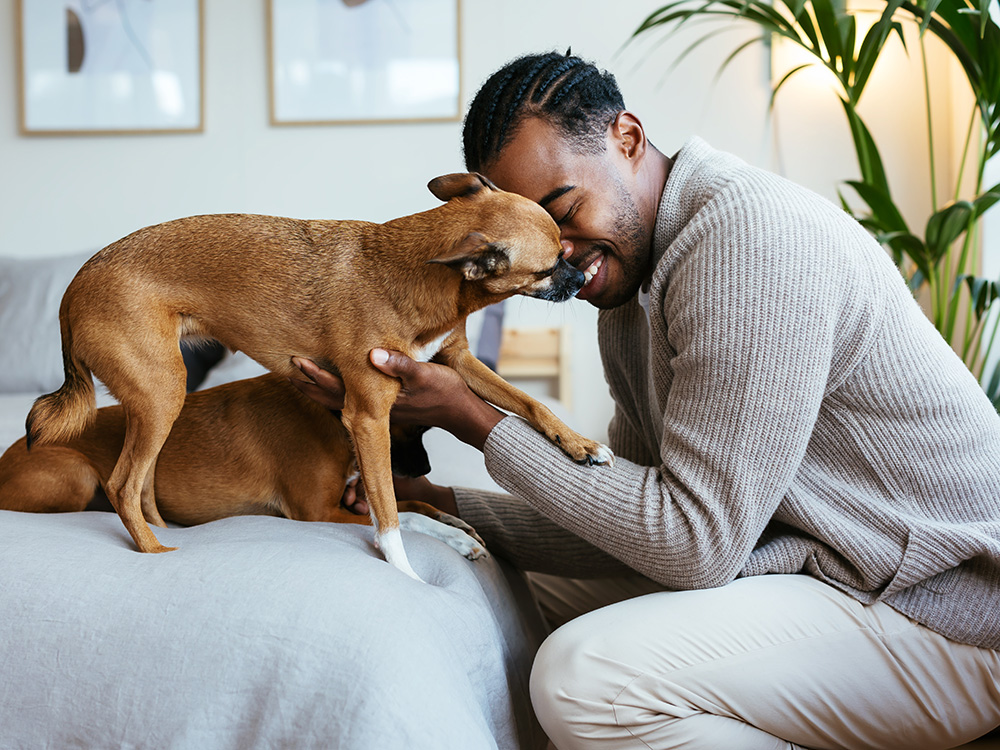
{"left": 612, "top": 111, "right": 646, "bottom": 166}
{"left": 427, "top": 172, "right": 499, "bottom": 202}
{"left": 426, "top": 231, "right": 511, "bottom": 280}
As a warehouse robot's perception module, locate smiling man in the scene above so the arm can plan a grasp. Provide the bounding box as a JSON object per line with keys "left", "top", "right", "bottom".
{"left": 293, "top": 51, "right": 1000, "bottom": 749}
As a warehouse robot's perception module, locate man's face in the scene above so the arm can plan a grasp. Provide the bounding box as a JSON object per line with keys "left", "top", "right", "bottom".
{"left": 482, "top": 116, "right": 651, "bottom": 310}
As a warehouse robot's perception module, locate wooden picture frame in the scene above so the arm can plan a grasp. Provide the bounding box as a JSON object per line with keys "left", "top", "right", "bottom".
{"left": 17, "top": 0, "right": 204, "bottom": 136}
{"left": 267, "top": 0, "right": 461, "bottom": 126}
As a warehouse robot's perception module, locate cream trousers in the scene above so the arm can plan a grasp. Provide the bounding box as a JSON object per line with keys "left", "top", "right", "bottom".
{"left": 526, "top": 573, "right": 1000, "bottom": 749}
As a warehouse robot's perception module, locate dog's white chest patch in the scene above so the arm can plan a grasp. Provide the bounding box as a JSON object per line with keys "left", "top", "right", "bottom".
{"left": 413, "top": 329, "right": 453, "bottom": 363}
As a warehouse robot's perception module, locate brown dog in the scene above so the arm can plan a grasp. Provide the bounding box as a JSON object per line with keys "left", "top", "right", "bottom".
{"left": 1, "top": 373, "right": 487, "bottom": 559}
{"left": 26, "top": 172, "right": 613, "bottom": 580}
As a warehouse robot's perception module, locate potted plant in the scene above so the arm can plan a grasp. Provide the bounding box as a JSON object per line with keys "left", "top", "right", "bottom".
{"left": 631, "top": 0, "right": 1000, "bottom": 406}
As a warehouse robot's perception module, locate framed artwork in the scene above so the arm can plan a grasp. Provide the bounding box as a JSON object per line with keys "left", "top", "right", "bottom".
{"left": 268, "top": 0, "right": 461, "bottom": 126}
{"left": 16, "top": 0, "right": 204, "bottom": 135}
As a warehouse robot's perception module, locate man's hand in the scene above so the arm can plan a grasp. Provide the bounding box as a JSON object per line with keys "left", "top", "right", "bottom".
{"left": 289, "top": 357, "right": 346, "bottom": 410}
{"left": 340, "top": 473, "right": 459, "bottom": 518}
{"left": 289, "top": 349, "right": 504, "bottom": 450}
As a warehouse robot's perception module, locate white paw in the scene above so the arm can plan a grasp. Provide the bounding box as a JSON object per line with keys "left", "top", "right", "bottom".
{"left": 433, "top": 511, "right": 486, "bottom": 548}
{"left": 593, "top": 443, "right": 615, "bottom": 467}
{"left": 399, "top": 512, "right": 489, "bottom": 560}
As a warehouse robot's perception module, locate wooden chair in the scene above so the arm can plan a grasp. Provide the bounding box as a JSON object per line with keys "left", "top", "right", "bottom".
{"left": 496, "top": 326, "right": 572, "bottom": 410}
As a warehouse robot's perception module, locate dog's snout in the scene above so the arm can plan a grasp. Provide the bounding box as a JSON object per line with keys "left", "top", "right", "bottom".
{"left": 530, "top": 257, "right": 586, "bottom": 302}
{"left": 555, "top": 256, "right": 585, "bottom": 285}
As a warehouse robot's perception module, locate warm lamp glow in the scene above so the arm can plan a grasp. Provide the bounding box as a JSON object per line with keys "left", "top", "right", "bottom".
{"left": 769, "top": 0, "right": 884, "bottom": 93}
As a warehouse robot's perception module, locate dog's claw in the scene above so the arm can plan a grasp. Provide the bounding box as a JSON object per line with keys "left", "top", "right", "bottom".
{"left": 436, "top": 512, "right": 486, "bottom": 547}
{"left": 576, "top": 443, "right": 615, "bottom": 467}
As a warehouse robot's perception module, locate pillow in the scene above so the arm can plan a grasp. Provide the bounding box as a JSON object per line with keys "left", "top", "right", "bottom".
{"left": 0, "top": 252, "right": 94, "bottom": 394}
{"left": 0, "top": 252, "right": 229, "bottom": 395}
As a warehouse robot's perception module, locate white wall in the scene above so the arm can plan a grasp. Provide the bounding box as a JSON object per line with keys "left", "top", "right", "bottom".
{"left": 0, "top": 0, "right": 948, "bottom": 442}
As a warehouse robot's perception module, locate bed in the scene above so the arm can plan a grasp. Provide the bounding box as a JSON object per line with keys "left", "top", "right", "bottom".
{"left": 0, "top": 251, "right": 550, "bottom": 749}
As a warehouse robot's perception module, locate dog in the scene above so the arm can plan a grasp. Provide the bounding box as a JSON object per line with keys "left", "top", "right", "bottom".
{"left": 1, "top": 373, "right": 487, "bottom": 559}
{"left": 25, "top": 172, "right": 613, "bottom": 580}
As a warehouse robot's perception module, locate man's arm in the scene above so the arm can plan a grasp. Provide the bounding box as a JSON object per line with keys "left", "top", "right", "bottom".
{"left": 291, "top": 351, "right": 504, "bottom": 450}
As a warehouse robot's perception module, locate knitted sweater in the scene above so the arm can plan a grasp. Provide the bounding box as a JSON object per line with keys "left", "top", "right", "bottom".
{"left": 455, "top": 137, "right": 1000, "bottom": 650}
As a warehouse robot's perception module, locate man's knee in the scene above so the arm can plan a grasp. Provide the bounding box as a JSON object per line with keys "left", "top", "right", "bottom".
{"left": 530, "top": 620, "right": 624, "bottom": 738}
{"left": 530, "top": 625, "right": 576, "bottom": 721}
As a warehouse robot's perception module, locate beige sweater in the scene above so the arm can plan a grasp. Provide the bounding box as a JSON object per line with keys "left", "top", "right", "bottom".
{"left": 455, "top": 138, "right": 1000, "bottom": 650}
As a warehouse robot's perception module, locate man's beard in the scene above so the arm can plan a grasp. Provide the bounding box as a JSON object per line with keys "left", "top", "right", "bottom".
{"left": 593, "top": 180, "right": 648, "bottom": 309}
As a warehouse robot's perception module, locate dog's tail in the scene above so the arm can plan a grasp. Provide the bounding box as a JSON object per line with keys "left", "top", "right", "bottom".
{"left": 26, "top": 319, "right": 96, "bottom": 450}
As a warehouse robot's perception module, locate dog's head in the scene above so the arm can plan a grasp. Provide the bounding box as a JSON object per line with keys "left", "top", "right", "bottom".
{"left": 426, "top": 173, "right": 584, "bottom": 304}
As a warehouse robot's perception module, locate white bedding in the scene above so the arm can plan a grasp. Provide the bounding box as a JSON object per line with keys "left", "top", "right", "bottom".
{"left": 0, "top": 509, "right": 548, "bottom": 749}
{"left": 0, "top": 380, "right": 550, "bottom": 749}
{"left": 0, "top": 388, "right": 547, "bottom": 748}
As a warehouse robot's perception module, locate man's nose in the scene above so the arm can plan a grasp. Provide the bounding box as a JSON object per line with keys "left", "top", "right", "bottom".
{"left": 560, "top": 239, "right": 575, "bottom": 261}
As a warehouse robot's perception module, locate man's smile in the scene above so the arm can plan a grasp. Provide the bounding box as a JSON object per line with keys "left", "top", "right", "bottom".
{"left": 583, "top": 254, "right": 605, "bottom": 287}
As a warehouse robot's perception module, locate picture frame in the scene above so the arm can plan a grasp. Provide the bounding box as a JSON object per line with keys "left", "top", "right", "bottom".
{"left": 16, "top": 0, "right": 204, "bottom": 136}
{"left": 267, "top": 0, "right": 461, "bottom": 126}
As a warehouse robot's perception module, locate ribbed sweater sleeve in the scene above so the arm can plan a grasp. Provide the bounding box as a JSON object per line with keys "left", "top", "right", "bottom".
{"left": 451, "top": 484, "right": 634, "bottom": 577}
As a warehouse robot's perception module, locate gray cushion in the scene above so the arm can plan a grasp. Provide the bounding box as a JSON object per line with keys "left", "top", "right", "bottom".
{"left": 0, "top": 252, "right": 94, "bottom": 393}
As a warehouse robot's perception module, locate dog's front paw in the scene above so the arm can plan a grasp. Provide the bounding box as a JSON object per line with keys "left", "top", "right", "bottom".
{"left": 581, "top": 442, "right": 615, "bottom": 467}
{"left": 551, "top": 432, "right": 616, "bottom": 468}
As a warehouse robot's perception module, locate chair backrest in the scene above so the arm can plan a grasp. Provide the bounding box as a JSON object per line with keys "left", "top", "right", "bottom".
{"left": 495, "top": 326, "right": 572, "bottom": 410}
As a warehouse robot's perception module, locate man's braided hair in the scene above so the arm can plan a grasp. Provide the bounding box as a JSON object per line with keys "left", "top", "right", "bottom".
{"left": 462, "top": 50, "right": 625, "bottom": 172}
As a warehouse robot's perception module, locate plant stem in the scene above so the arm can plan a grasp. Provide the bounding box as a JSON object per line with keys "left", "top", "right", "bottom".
{"left": 967, "top": 315, "right": 987, "bottom": 369}
{"left": 961, "top": 220, "right": 982, "bottom": 359}
{"left": 929, "top": 269, "right": 944, "bottom": 330}
{"left": 920, "top": 34, "right": 938, "bottom": 212}
{"left": 977, "top": 305, "right": 1000, "bottom": 381}
{"left": 955, "top": 106, "right": 978, "bottom": 203}
{"left": 942, "top": 241, "right": 954, "bottom": 335}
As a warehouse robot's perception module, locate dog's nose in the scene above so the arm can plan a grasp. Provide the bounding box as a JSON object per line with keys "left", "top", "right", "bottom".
{"left": 528, "top": 257, "right": 585, "bottom": 302}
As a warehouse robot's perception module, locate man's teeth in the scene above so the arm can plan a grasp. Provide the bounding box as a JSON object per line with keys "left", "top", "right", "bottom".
{"left": 583, "top": 256, "right": 604, "bottom": 285}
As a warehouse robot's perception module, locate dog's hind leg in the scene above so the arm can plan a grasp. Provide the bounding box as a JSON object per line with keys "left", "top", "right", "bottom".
{"left": 98, "top": 339, "right": 188, "bottom": 553}
{"left": 140, "top": 455, "right": 169, "bottom": 528}
{"left": 105, "top": 391, "right": 184, "bottom": 552}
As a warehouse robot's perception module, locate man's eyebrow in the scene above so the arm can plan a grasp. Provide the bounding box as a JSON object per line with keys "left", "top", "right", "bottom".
{"left": 539, "top": 185, "right": 575, "bottom": 208}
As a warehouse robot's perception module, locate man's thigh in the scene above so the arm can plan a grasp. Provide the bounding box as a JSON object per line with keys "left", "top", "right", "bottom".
{"left": 530, "top": 574, "right": 1000, "bottom": 749}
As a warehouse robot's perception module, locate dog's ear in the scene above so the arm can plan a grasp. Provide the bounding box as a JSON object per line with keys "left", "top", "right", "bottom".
{"left": 427, "top": 231, "right": 511, "bottom": 280}
{"left": 427, "top": 172, "right": 499, "bottom": 202}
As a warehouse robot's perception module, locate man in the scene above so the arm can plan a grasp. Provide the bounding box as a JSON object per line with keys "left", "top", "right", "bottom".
{"left": 293, "top": 51, "right": 1000, "bottom": 748}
